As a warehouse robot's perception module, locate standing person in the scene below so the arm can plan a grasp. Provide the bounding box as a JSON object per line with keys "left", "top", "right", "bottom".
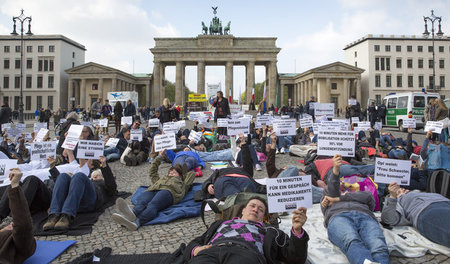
{"left": 0, "top": 101, "right": 11, "bottom": 132}
{"left": 53, "top": 108, "right": 62, "bottom": 128}
{"left": 159, "top": 98, "right": 176, "bottom": 124}
{"left": 249, "top": 98, "right": 256, "bottom": 110}
{"left": 102, "top": 99, "right": 113, "bottom": 133}
{"left": 347, "top": 95, "right": 361, "bottom": 123}
{"left": 258, "top": 98, "right": 267, "bottom": 114}
{"left": 368, "top": 101, "right": 378, "bottom": 128}
{"left": 39, "top": 108, "right": 45, "bottom": 123}
{"left": 124, "top": 100, "right": 136, "bottom": 120}
{"left": 305, "top": 96, "right": 316, "bottom": 120}
{"left": 44, "top": 108, "right": 52, "bottom": 129}
{"left": 212, "top": 91, "right": 230, "bottom": 135}
{"left": 91, "top": 98, "right": 102, "bottom": 120}
{"left": 114, "top": 102, "right": 123, "bottom": 134}
{"left": 434, "top": 99, "right": 449, "bottom": 142}
{"left": 34, "top": 108, "right": 39, "bottom": 121}
{"left": 299, "top": 103, "right": 304, "bottom": 119}
{"left": 378, "top": 102, "right": 387, "bottom": 125}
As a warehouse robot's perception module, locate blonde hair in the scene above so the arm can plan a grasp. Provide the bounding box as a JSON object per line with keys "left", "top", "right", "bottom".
{"left": 163, "top": 98, "right": 170, "bottom": 108}
{"left": 435, "top": 99, "right": 448, "bottom": 110}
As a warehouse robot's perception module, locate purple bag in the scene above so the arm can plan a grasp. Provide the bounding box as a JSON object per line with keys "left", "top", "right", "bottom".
{"left": 340, "top": 175, "right": 380, "bottom": 211}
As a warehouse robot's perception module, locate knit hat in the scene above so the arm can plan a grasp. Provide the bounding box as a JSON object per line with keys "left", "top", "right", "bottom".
{"left": 169, "top": 164, "right": 183, "bottom": 176}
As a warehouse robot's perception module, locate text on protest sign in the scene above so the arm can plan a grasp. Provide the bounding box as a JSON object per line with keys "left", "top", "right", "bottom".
{"left": 15, "top": 123, "right": 26, "bottom": 131}
{"left": 272, "top": 119, "right": 297, "bottom": 136}
{"left": 130, "top": 129, "right": 143, "bottom": 141}
{"left": 162, "top": 122, "right": 179, "bottom": 134}
{"left": 300, "top": 117, "right": 313, "bottom": 128}
{"left": 176, "top": 120, "right": 186, "bottom": 129}
{"left": 0, "top": 159, "right": 18, "bottom": 187}
{"left": 148, "top": 118, "right": 160, "bottom": 128}
{"left": 424, "top": 121, "right": 443, "bottom": 134}
{"left": 33, "top": 128, "right": 49, "bottom": 142}
{"left": 154, "top": 133, "right": 176, "bottom": 152}
{"left": 76, "top": 140, "right": 104, "bottom": 160}
{"left": 121, "top": 116, "right": 133, "bottom": 126}
{"left": 105, "top": 138, "right": 120, "bottom": 148}
{"left": 188, "top": 131, "right": 202, "bottom": 143}
{"left": 2, "top": 123, "right": 11, "bottom": 130}
{"left": 7, "top": 128, "right": 21, "bottom": 138}
{"left": 217, "top": 118, "right": 229, "bottom": 128}
{"left": 93, "top": 119, "right": 108, "bottom": 128}
{"left": 314, "top": 103, "right": 335, "bottom": 119}
{"left": 31, "top": 141, "right": 57, "bottom": 161}
{"left": 351, "top": 117, "right": 360, "bottom": 123}
{"left": 227, "top": 119, "right": 250, "bottom": 136}
{"left": 33, "top": 122, "right": 47, "bottom": 133}
{"left": 348, "top": 99, "right": 357, "bottom": 106}
{"left": 374, "top": 158, "right": 411, "bottom": 185}
{"left": 317, "top": 130, "right": 355, "bottom": 157}
{"left": 402, "top": 118, "right": 416, "bottom": 129}
{"left": 266, "top": 175, "right": 313, "bottom": 213}
{"left": 61, "top": 124, "right": 83, "bottom": 150}
{"left": 256, "top": 115, "right": 272, "bottom": 128}
{"left": 375, "top": 122, "right": 382, "bottom": 130}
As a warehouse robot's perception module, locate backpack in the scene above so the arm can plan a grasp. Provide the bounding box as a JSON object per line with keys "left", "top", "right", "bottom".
{"left": 200, "top": 192, "right": 279, "bottom": 228}
{"left": 304, "top": 149, "right": 318, "bottom": 165}
{"left": 426, "top": 170, "right": 450, "bottom": 199}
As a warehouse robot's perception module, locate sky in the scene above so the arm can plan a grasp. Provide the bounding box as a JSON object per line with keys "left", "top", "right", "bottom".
{"left": 1, "top": 0, "right": 449, "bottom": 100}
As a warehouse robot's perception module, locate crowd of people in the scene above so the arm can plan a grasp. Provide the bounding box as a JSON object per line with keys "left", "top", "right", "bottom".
{"left": 0, "top": 92, "right": 449, "bottom": 264}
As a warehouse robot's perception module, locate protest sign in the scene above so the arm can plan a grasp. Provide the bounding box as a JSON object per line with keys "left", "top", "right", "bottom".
{"left": 272, "top": 119, "right": 297, "bottom": 136}
{"left": 281, "top": 115, "right": 290, "bottom": 119}
{"left": 33, "top": 122, "right": 47, "bottom": 133}
{"left": 402, "top": 118, "right": 416, "bottom": 129}
{"left": 80, "top": 121, "right": 93, "bottom": 129}
{"left": 424, "top": 121, "right": 443, "bottom": 134}
{"left": 375, "top": 122, "right": 382, "bottom": 130}
{"left": 162, "top": 122, "right": 179, "bottom": 134}
{"left": 0, "top": 160, "right": 18, "bottom": 187}
{"left": 410, "top": 153, "right": 424, "bottom": 168}
{"left": 30, "top": 141, "right": 57, "bottom": 160}
{"left": 300, "top": 116, "right": 313, "bottom": 128}
{"left": 256, "top": 115, "right": 272, "bottom": 127}
{"left": 154, "top": 133, "right": 176, "bottom": 152}
{"left": 374, "top": 158, "right": 411, "bottom": 185}
{"left": 121, "top": 116, "right": 133, "bottom": 126}
{"left": 24, "top": 133, "right": 32, "bottom": 140}
{"left": 314, "top": 103, "right": 335, "bottom": 119}
{"left": 2, "top": 123, "right": 11, "bottom": 130}
{"left": 217, "top": 118, "right": 229, "bottom": 128}
{"left": 148, "top": 118, "right": 160, "bottom": 128}
{"left": 317, "top": 130, "right": 355, "bottom": 157}
{"left": 202, "top": 119, "right": 213, "bottom": 129}
{"left": 15, "top": 123, "right": 26, "bottom": 131}
{"left": 33, "top": 128, "right": 49, "bottom": 142}
{"left": 312, "top": 123, "right": 319, "bottom": 134}
{"left": 6, "top": 128, "right": 21, "bottom": 138}
{"left": 189, "top": 112, "right": 203, "bottom": 120}
{"left": 351, "top": 117, "right": 360, "bottom": 123}
{"left": 130, "top": 129, "right": 143, "bottom": 141}
{"left": 61, "top": 124, "right": 83, "bottom": 150}
{"left": 188, "top": 131, "right": 202, "bottom": 143}
{"left": 266, "top": 175, "right": 313, "bottom": 213}
{"left": 348, "top": 99, "right": 357, "bottom": 106}
{"left": 227, "top": 118, "right": 250, "bottom": 136}
{"left": 105, "top": 138, "right": 120, "bottom": 148}
{"left": 93, "top": 119, "right": 108, "bottom": 128}
{"left": 229, "top": 104, "right": 241, "bottom": 113}
{"left": 176, "top": 120, "right": 186, "bottom": 129}
{"left": 76, "top": 140, "right": 104, "bottom": 160}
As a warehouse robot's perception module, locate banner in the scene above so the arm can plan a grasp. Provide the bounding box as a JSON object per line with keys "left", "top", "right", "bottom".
{"left": 148, "top": 118, "right": 160, "bottom": 128}
{"left": 272, "top": 119, "right": 297, "bottom": 136}
{"left": 188, "top": 94, "right": 207, "bottom": 102}
{"left": 317, "top": 130, "right": 355, "bottom": 157}
{"left": 266, "top": 175, "right": 313, "bottom": 213}
{"left": 227, "top": 119, "right": 250, "bottom": 136}
{"left": 154, "top": 133, "right": 176, "bottom": 152}
{"left": 424, "top": 121, "right": 444, "bottom": 134}
{"left": 76, "top": 140, "right": 104, "bottom": 160}
{"left": 130, "top": 129, "right": 143, "bottom": 141}
{"left": 162, "top": 122, "right": 179, "bottom": 134}
{"left": 314, "top": 103, "right": 334, "bottom": 118}
{"left": 15, "top": 123, "right": 26, "bottom": 131}
{"left": 61, "top": 124, "right": 83, "bottom": 150}
{"left": 374, "top": 158, "right": 411, "bottom": 185}
{"left": 30, "top": 141, "right": 57, "bottom": 161}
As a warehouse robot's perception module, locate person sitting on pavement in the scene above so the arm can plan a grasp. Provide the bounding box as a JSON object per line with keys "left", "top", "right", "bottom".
{"left": 0, "top": 168, "right": 36, "bottom": 263}
{"left": 103, "top": 128, "right": 130, "bottom": 162}
{"left": 320, "top": 154, "right": 390, "bottom": 264}
{"left": 381, "top": 182, "right": 450, "bottom": 247}
{"left": 112, "top": 149, "right": 195, "bottom": 230}
{"left": 43, "top": 150, "right": 117, "bottom": 231}
{"left": 183, "top": 196, "right": 309, "bottom": 264}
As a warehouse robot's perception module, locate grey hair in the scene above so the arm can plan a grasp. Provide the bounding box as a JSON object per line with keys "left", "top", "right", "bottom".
{"left": 66, "top": 111, "right": 79, "bottom": 121}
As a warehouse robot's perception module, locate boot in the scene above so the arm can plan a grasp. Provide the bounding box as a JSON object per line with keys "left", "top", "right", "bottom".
{"left": 54, "top": 214, "right": 72, "bottom": 231}
{"left": 43, "top": 214, "right": 60, "bottom": 231}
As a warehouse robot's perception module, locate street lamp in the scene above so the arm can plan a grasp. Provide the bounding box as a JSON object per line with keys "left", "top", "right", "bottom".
{"left": 423, "top": 10, "right": 443, "bottom": 92}
{"left": 11, "top": 9, "right": 33, "bottom": 124}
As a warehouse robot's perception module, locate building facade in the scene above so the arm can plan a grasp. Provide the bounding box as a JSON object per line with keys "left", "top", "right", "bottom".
{"left": 344, "top": 34, "right": 450, "bottom": 107}
{"left": 0, "top": 34, "right": 85, "bottom": 117}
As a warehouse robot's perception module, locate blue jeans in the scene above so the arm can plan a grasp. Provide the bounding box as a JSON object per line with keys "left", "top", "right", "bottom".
{"left": 173, "top": 155, "right": 198, "bottom": 171}
{"left": 213, "top": 176, "right": 256, "bottom": 199}
{"left": 196, "top": 149, "right": 234, "bottom": 162}
{"left": 416, "top": 201, "right": 450, "bottom": 247}
{"left": 237, "top": 144, "right": 260, "bottom": 166}
{"left": 326, "top": 164, "right": 375, "bottom": 183}
{"left": 328, "top": 211, "right": 390, "bottom": 264}
{"left": 278, "top": 166, "right": 323, "bottom": 204}
{"left": 133, "top": 190, "right": 173, "bottom": 226}
{"left": 266, "top": 136, "right": 292, "bottom": 150}
{"left": 49, "top": 172, "right": 97, "bottom": 217}
{"left": 379, "top": 135, "right": 393, "bottom": 148}
{"left": 104, "top": 146, "right": 120, "bottom": 161}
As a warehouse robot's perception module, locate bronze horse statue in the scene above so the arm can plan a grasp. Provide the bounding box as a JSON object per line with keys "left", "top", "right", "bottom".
{"left": 224, "top": 21, "right": 231, "bottom": 35}
{"left": 201, "top": 22, "right": 208, "bottom": 35}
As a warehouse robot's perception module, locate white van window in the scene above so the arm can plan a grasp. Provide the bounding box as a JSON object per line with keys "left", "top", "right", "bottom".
{"left": 414, "top": 96, "right": 425, "bottom": 107}
{"left": 397, "top": 96, "right": 408, "bottom": 108}
{"left": 427, "top": 97, "right": 438, "bottom": 103}
{"left": 388, "top": 98, "right": 397, "bottom": 108}
{"left": 382, "top": 99, "right": 387, "bottom": 106}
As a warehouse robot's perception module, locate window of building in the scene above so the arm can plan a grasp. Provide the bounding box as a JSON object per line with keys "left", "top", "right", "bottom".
{"left": 386, "top": 58, "right": 390, "bottom": 70}
{"left": 38, "top": 60, "right": 43, "bottom": 71}
{"left": 439, "top": 46, "right": 444, "bottom": 52}
{"left": 439, "top": 59, "right": 444, "bottom": 69}
{"left": 386, "top": 75, "right": 392, "bottom": 87}
{"left": 25, "top": 96, "right": 31, "bottom": 110}
{"left": 3, "top": 76, "right": 9, "bottom": 89}
{"left": 388, "top": 98, "right": 397, "bottom": 108}
{"left": 49, "top": 45, "right": 55, "bottom": 52}
{"left": 354, "top": 51, "right": 357, "bottom": 57}
{"left": 38, "top": 46, "right": 43, "bottom": 53}
{"left": 2, "top": 97, "right": 8, "bottom": 105}
{"left": 37, "top": 76, "right": 43, "bottom": 88}
{"left": 14, "top": 76, "right": 20, "bottom": 89}
{"left": 429, "top": 76, "right": 434, "bottom": 88}
{"left": 26, "top": 46, "right": 32, "bottom": 53}
{"left": 396, "top": 58, "right": 402, "bottom": 68}
{"left": 428, "top": 46, "right": 433, "bottom": 52}
{"left": 418, "top": 46, "right": 423, "bottom": 52}
{"left": 374, "top": 45, "right": 380, "bottom": 51}
{"left": 331, "top": 83, "right": 337, "bottom": 90}
{"left": 48, "top": 96, "right": 54, "bottom": 110}
{"left": 4, "top": 46, "right": 10, "bottom": 53}
{"left": 396, "top": 45, "right": 401, "bottom": 52}
{"left": 407, "top": 59, "right": 413, "bottom": 68}
{"left": 408, "top": 75, "right": 414, "bottom": 87}
{"left": 375, "top": 75, "right": 381, "bottom": 87}
{"left": 26, "top": 76, "right": 32, "bottom": 88}
{"left": 37, "top": 96, "right": 42, "bottom": 109}
{"left": 44, "top": 60, "right": 48, "bottom": 71}
{"left": 418, "top": 59, "right": 423, "bottom": 68}
{"left": 15, "top": 46, "right": 20, "bottom": 52}
{"left": 385, "top": 45, "right": 391, "bottom": 52}
{"left": 15, "top": 59, "right": 21, "bottom": 69}
{"left": 92, "top": 84, "right": 98, "bottom": 90}
{"left": 72, "top": 52, "right": 75, "bottom": 58}
{"left": 375, "top": 95, "right": 381, "bottom": 104}
{"left": 4, "top": 59, "right": 9, "bottom": 69}
{"left": 429, "top": 59, "right": 433, "bottom": 69}
{"left": 381, "top": 58, "right": 385, "bottom": 70}
{"left": 419, "top": 75, "right": 424, "bottom": 87}
{"left": 13, "top": 96, "right": 19, "bottom": 111}
{"left": 49, "top": 60, "right": 54, "bottom": 71}
{"left": 72, "top": 62, "right": 75, "bottom": 68}
{"left": 48, "top": 75, "right": 54, "bottom": 88}
{"left": 440, "top": 76, "right": 445, "bottom": 88}
{"left": 26, "top": 59, "right": 32, "bottom": 69}
{"left": 354, "top": 61, "right": 357, "bottom": 67}
{"left": 397, "top": 75, "right": 402, "bottom": 87}
{"left": 407, "top": 45, "right": 412, "bottom": 52}
{"left": 375, "top": 58, "right": 379, "bottom": 70}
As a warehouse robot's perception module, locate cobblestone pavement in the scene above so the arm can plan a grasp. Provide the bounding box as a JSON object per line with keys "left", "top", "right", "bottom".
{"left": 27, "top": 125, "right": 447, "bottom": 263}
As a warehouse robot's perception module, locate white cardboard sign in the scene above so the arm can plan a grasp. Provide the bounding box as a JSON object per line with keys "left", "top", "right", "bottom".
{"left": 256, "top": 115, "right": 272, "bottom": 128}
{"left": 93, "top": 119, "right": 108, "bottom": 128}
{"left": 30, "top": 141, "right": 57, "bottom": 161}
{"left": 188, "top": 131, "right": 202, "bottom": 143}
{"left": 105, "top": 138, "right": 120, "bottom": 148}
{"left": 217, "top": 118, "right": 229, "bottom": 128}
{"left": 61, "top": 124, "right": 83, "bottom": 150}
{"left": 176, "top": 120, "right": 186, "bottom": 129}
{"left": 0, "top": 159, "right": 18, "bottom": 187}
{"left": 227, "top": 119, "right": 250, "bottom": 136}
{"left": 351, "top": 117, "right": 360, "bottom": 123}
{"left": 148, "top": 118, "right": 160, "bottom": 128}
{"left": 266, "top": 175, "right": 313, "bottom": 213}
{"left": 272, "top": 119, "right": 297, "bottom": 136}
{"left": 154, "top": 133, "right": 176, "bottom": 152}
{"left": 33, "top": 122, "right": 47, "bottom": 133}
{"left": 314, "top": 103, "right": 335, "bottom": 118}
{"left": 76, "top": 140, "right": 104, "bottom": 160}
{"left": 162, "top": 122, "right": 179, "bottom": 134}
{"left": 121, "top": 116, "right": 133, "bottom": 126}
{"left": 130, "top": 129, "right": 143, "bottom": 141}
{"left": 33, "top": 128, "right": 49, "bottom": 142}
{"left": 15, "top": 123, "right": 26, "bottom": 131}
{"left": 300, "top": 117, "right": 313, "bottom": 128}
{"left": 402, "top": 118, "right": 416, "bottom": 129}
{"left": 374, "top": 158, "right": 411, "bottom": 185}
{"left": 348, "top": 99, "right": 357, "bottom": 106}
{"left": 317, "top": 130, "right": 355, "bottom": 157}
{"left": 374, "top": 122, "right": 382, "bottom": 130}
{"left": 424, "top": 121, "right": 443, "bottom": 134}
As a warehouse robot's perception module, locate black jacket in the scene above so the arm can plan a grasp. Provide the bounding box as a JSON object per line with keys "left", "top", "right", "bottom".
{"left": 56, "top": 118, "right": 81, "bottom": 155}
{"left": 0, "top": 105, "right": 11, "bottom": 124}
{"left": 124, "top": 103, "right": 136, "bottom": 117}
{"left": 159, "top": 106, "right": 176, "bottom": 124}
{"left": 212, "top": 98, "right": 230, "bottom": 121}
{"left": 183, "top": 219, "right": 309, "bottom": 264}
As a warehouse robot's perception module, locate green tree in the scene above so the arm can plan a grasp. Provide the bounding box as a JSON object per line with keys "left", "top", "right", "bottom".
{"left": 241, "top": 82, "right": 290, "bottom": 106}
{"left": 162, "top": 80, "right": 194, "bottom": 104}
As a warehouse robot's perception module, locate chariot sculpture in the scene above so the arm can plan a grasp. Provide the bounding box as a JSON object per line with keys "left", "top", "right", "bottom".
{"left": 201, "top": 7, "right": 231, "bottom": 35}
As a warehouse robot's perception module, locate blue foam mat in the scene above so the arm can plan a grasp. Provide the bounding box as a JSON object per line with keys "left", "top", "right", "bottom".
{"left": 24, "top": 240, "right": 77, "bottom": 264}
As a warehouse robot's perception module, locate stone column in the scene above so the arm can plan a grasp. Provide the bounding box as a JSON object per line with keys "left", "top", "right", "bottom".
{"left": 268, "top": 61, "right": 277, "bottom": 107}
{"left": 98, "top": 78, "right": 104, "bottom": 101}
{"left": 342, "top": 78, "right": 349, "bottom": 110}
{"left": 280, "top": 81, "right": 285, "bottom": 106}
{"left": 245, "top": 60, "right": 255, "bottom": 104}
{"left": 146, "top": 82, "right": 151, "bottom": 107}
{"left": 80, "top": 78, "right": 86, "bottom": 108}
{"left": 182, "top": 64, "right": 186, "bottom": 105}
{"left": 297, "top": 83, "right": 301, "bottom": 106}
{"left": 112, "top": 78, "right": 117, "bottom": 92}
{"left": 225, "top": 61, "right": 233, "bottom": 100}
{"left": 175, "top": 61, "right": 184, "bottom": 105}
{"left": 68, "top": 78, "right": 73, "bottom": 108}
{"left": 356, "top": 78, "right": 361, "bottom": 103}
{"left": 320, "top": 78, "right": 331, "bottom": 103}
{"left": 197, "top": 61, "right": 205, "bottom": 95}
{"left": 307, "top": 80, "right": 312, "bottom": 101}
{"left": 312, "top": 78, "right": 318, "bottom": 100}
{"left": 160, "top": 64, "right": 165, "bottom": 102}
{"left": 153, "top": 61, "right": 161, "bottom": 107}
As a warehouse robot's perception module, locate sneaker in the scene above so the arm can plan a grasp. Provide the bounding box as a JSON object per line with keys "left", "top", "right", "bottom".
{"left": 115, "top": 198, "right": 136, "bottom": 222}
{"left": 54, "top": 214, "right": 72, "bottom": 231}
{"left": 280, "top": 148, "right": 285, "bottom": 154}
{"left": 194, "top": 167, "right": 203, "bottom": 177}
{"left": 276, "top": 149, "right": 280, "bottom": 154}
{"left": 255, "top": 164, "right": 262, "bottom": 171}
{"left": 112, "top": 213, "right": 138, "bottom": 231}
{"left": 123, "top": 156, "right": 132, "bottom": 166}
{"left": 43, "top": 214, "right": 60, "bottom": 231}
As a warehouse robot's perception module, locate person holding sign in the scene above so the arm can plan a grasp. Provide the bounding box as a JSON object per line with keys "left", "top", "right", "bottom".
{"left": 56, "top": 112, "right": 81, "bottom": 155}
{"left": 320, "top": 154, "right": 389, "bottom": 264}
{"left": 213, "top": 91, "right": 230, "bottom": 135}
{"left": 184, "top": 196, "right": 309, "bottom": 264}
{"left": 381, "top": 182, "right": 450, "bottom": 247}
{"left": 112, "top": 149, "right": 195, "bottom": 231}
